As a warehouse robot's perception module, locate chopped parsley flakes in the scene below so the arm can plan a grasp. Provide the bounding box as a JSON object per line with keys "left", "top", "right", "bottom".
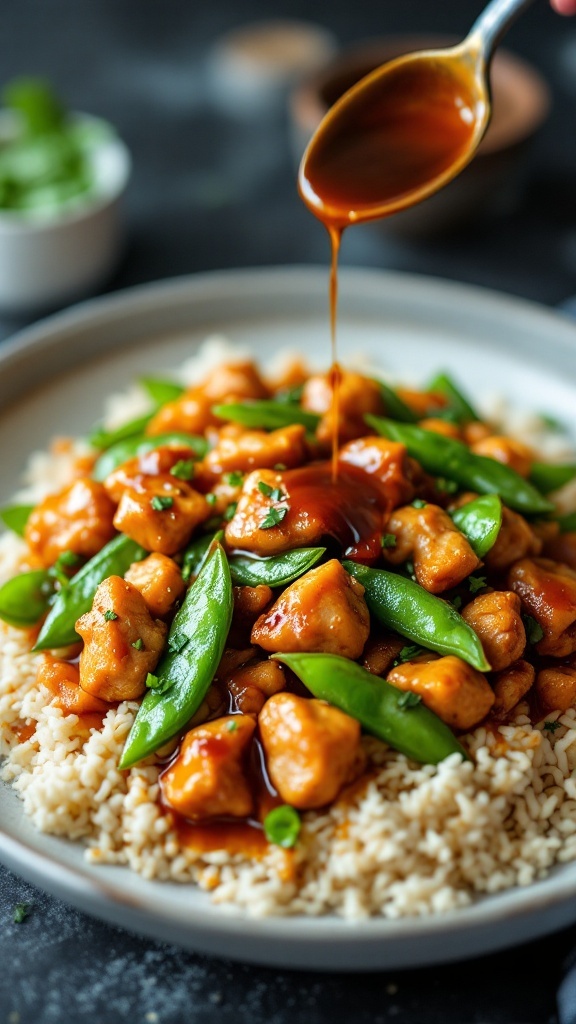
{"left": 524, "top": 615, "right": 544, "bottom": 645}
{"left": 150, "top": 495, "right": 174, "bottom": 511}
{"left": 544, "top": 720, "right": 561, "bottom": 733}
{"left": 13, "top": 903, "right": 31, "bottom": 924}
{"left": 381, "top": 533, "right": 396, "bottom": 549}
{"left": 468, "top": 575, "right": 487, "bottom": 594}
{"left": 132, "top": 638, "right": 144, "bottom": 651}
{"left": 170, "top": 459, "right": 195, "bottom": 481}
{"left": 103, "top": 609, "right": 118, "bottom": 621}
{"left": 260, "top": 505, "right": 288, "bottom": 530}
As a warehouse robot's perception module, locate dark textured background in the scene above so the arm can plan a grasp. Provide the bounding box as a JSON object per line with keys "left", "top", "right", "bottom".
{"left": 1, "top": 1, "right": 576, "bottom": 1021}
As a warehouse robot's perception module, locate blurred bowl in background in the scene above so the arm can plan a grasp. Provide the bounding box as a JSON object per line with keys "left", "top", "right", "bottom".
{"left": 0, "top": 113, "right": 130, "bottom": 314}
{"left": 290, "top": 37, "right": 551, "bottom": 237}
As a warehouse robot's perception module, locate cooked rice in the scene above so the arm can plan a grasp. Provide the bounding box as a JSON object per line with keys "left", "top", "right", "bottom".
{"left": 2, "top": 343, "right": 576, "bottom": 919}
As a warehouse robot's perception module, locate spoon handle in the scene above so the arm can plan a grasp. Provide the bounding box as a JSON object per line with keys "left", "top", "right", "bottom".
{"left": 468, "top": 0, "right": 537, "bottom": 58}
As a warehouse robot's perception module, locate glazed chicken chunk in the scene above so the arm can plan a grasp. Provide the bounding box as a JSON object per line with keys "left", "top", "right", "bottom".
{"left": 508, "top": 558, "right": 576, "bottom": 658}
{"left": 251, "top": 559, "right": 370, "bottom": 660}
{"left": 161, "top": 715, "right": 256, "bottom": 820}
{"left": 387, "top": 655, "right": 495, "bottom": 730}
{"left": 124, "top": 553, "right": 186, "bottom": 618}
{"left": 461, "top": 591, "right": 526, "bottom": 672}
{"left": 492, "top": 659, "right": 535, "bottom": 720}
{"left": 536, "top": 664, "right": 576, "bottom": 715}
{"left": 37, "top": 657, "right": 110, "bottom": 716}
{"left": 259, "top": 693, "right": 362, "bottom": 809}
{"left": 301, "top": 369, "right": 384, "bottom": 446}
{"left": 203, "top": 424, "right": 307, "bottom": 477}
{"left": 113, "top": 476, "right": 210, "bottom": 556}
{"left": 25, "top": 478, "right": 116, "bottom": 567}
{"left": 383, "top": 502, "right": 480, "bottom": 594}
{"left": 226, "top": 658, "right": 286, "bottom": 715}
{"left": 338, "top": 436, "right": 416, "bottom": 508}
{"left": 225, "top": 469, "right": 308, "bottom": 556}
{"left": 469, "top": 435, "right": 533, "bottom": 478}
{"left": 76, "top": 576, "right": 167, "bottom": 702}
{"left": 484, "top": 507, "right": 541, "bottom": 572}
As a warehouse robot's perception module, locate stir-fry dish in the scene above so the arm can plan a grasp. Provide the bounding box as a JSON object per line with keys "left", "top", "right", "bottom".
{"left": 3, "top": 343, "right": 576, "bottom": 918}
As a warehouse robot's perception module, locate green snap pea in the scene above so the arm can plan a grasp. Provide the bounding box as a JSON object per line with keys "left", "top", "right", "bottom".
{"left": 450, "top": 494, "right": 502, "bottom": 558}
{"left": 375, "top": 381, "right": 418, "bottom": 423}
{"left": 139, "top": 377, "right": 185, "bottom": 405}
{"left": 119, "top": 541, "right": 233, "bottom": 769}
{"left": 344, "top": 561, "right": 490, "bottom": 671}
{"left": 0, "top": 504, "right": 34, "bottom": 536}
{"left": 34, "top": 534, "right": 146, "bottom": 650}
{"left": 556, "top": 512, "right": 576, "bottom": 533}
{"left": 182, "top": 531, "right": 224, "bottom": 580}
{"left": 92, "top": 431, "right": 208, "bottom": 482}
{"left": 0, "top": 569, "right": 55, "bottom": 628}
{"left": 89, "top": 413, "right": 155, "bottom": 451}
{"left": 212, "top": 400, "right": 320, "bottom": 431}
{"left": 529, "top": 461, "right": 576, "bottom": 495}
{"left": 427, "top": 372, "right": 479, "bottom": 424}
{"left": 229, "top": 547, "right": 326, "bottom": 587}
{"left": 366, "top": 416, "right": 553, "bottom": 515}
{"left": 273, "top": 653, "right": 468, "bottom": 765}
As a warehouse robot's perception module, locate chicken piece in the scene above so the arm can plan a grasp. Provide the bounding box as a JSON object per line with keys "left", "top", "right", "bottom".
{"left": 394, "top": 388, "right": 446, "bottom": 418}
{"left": 383, "top": 503, "right": 480, "bottom": 594}
{"left": 203, "top": 424, "right": 307, "bottom": 478}
{"left": 543, "top": 531, "right": 576, "bottom": 571}
{"left": 161, "top": 714, "right": 256, "bottom": 820}
{"left": 508, "top": 557, "right": 576, "bottom": 658}
{"left": 37, "top": 657, "right": 110, "bottom": 715}
{"left": 461, "top": 591, "right": 525, "bottom": 671}
{"left": 387, "top": 655, "right": 494, "bottom": 730}
{"left": 462, "top": 421, "right": 492, "bottom": 445}
{"left": 113, "top": 476, "right": 209, "bottom": 556}
{"left": 105, "top": 445, "right": 200, "bottom": 503}
{"left": 252, "top": 559, "right": 370, "bottom": 660}
{"left": 25, "top": 478, "right": 116, "bottom": 568}
{"left": 124, "top": 553, "right": 186, "bottom": 618}
{"left": 338, "top": 436, "right": 416, "bottom": 508}
{"left": 146, "top": 387, "right": 221, "bottom": 437}
{"left": 227, "top": 659, "right": 286, "bottom": 715}
{"left": 484, "top": 506, "right": 542, "bottom": 572}
{"left": 470, "top": 435, "right": 533, "bottom": 478}
{"left": 536, "top": 665, "right": 576, "bottom": 714}
{"left": 224, "top": 469, "right": 304, "bottom": 556}
{"left": 362, "top": 634, "right": 406, "bottom": 676}
{"left": 259, "top": 693, "right": 362, "bottom": 809}
{"left": 301, "top": 370, "right": 384, "bottom": 446}
{"left": 418, "top": 417, "right": 461, "bottom": 440}
{"left": 491, "top": 659, "right": 535, "bottom": 720}
{"left": 233, "top": 585, "right": 273, "bottom": 625}
{"left": 200, "top": 359, "right": 269, "bottom": 402}
{"left": 76, "top": 576, "right": 167, "bottom": 702}
{"left": 216, "top": 646, "right": 256, "bottom": 679}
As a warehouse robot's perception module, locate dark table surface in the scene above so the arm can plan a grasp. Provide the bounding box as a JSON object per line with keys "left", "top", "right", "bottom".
{"left": 2, "top": 2, "right": 576, "bottom": 1022}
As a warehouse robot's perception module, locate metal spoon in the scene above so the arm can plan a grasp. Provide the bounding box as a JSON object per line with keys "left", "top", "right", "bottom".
{"left": 299, "top": 0, "right": 537, "bottom": 229}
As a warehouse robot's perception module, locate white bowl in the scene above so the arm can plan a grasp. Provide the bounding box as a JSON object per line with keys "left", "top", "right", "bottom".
{"left": 0, "top": 113, "right": 131, "bottom": 314}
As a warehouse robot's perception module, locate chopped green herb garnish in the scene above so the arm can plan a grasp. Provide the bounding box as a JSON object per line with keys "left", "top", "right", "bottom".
{"left": 435, "top": 477, "right": 458, "bottom": 495}
{"left": 223, "top": 502, "right": 238, "bottom": 522}
{"left": 226, "top": 720, "right": 238, "bottom": 732}
{"left": 13, "top": 903, "right": 30, "bottom": 924}
{"left": 170, "top": 459, "right": 195, "bottom": 481}
{"left": 411, "top": 499, "right": 427, "bottom": 509}
{"left": 468, "top": 575, "right": 487, "bottom": 594}
{"left": 270, "top": 487, "right": 284, "bottom": 502}
{"left": 132, "top": 638, "right": 144, "bottom": 651}
{"left": 150, "top": 495, "right": 174, "bottom": 511}
{"left": 144, "top": 672, "right": 171, "bottom": 694}
{"left": 260, "top": 506, "right": 288, "bottom": 530}
{"left": 205, "top": 493, "right": 217, "bottom": 507}
{"left": 381, "top": 533, "right": 396, "bottom": 549}
{"left": 263, "top": 805, "right": 301, "bottom": 848}
{"left": 258, "top": 481, "right": 274, "bottom": 497}
{"left": 397, "top": 691, "right": 423, "bottom": 709}
{"left": 394, "top": 644, "right": 423, "bottom": 665}
{"left": 168, "top": 632, "right": 188, "bottom": 654}
{"left": 103, "top": 609, "right": 118, "bottom": 621}
{"left": 524, "top": 614, "right": 544, "bottom": 645}
{"left": 225, "top": 471, "right": 244, "bottom": 487}
{"left": 544, "top": 720, "right": 561, "bottom": 733}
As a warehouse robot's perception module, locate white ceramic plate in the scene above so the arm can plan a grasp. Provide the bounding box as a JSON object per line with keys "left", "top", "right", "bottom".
{"left": 2, "top": 266, "right": 576, "bottom": 971}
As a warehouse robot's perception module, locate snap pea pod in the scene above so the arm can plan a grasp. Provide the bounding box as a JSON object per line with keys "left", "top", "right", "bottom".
{"left": 529, "top": 461, "right": 576, "bottom": 495}
{"left": 229, "top": 547, "right": 326, "bottom": 587}
{"left": 427, "top": 372, "right": 479, "bottom": 424}
{"left": 366, "top": 416, "right": 553, "bottom": 515}
{"left": 273, "top": 653, "right": 468, "bottom": 765}
{"left": 0, "top": 569, "right": 55, "bottom": 628}
{"left": 182, "top": 531, "right": 224, "bottom": 579}
{"left": 93, "top": 431, "right": 208, "bottom": 482}
{"left": 375, "top": 381, "right": 418, "bottom": 423}
{"left": 557, "top": 512, "right": 576, "bottom": 533}
{"left": 450, "top": 494, "right": 502, "bottom": 558}
{"left": 34, "top": 534, "right": 146, "bottom": 650}
{"left": 0, "top": 504, "right": 34, "bottom": 536}
{"left": 139, "top": 377, "right": 185, "bottom": 405}
{"left": 212, "top": 400, "right": 320, "bottom": 431}
{"left": 89, "top": 413, "right": 155, "bottom": 451}
{"left": 344, "top": 561, "right": 490, "bottom": 671}
{"left": 119, "top": 542, "right": 233, "bottom": 769}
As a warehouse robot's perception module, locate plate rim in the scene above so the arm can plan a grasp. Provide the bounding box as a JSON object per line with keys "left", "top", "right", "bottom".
{"left": 3, "top": 264, "right": 576, "bottom": 968}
